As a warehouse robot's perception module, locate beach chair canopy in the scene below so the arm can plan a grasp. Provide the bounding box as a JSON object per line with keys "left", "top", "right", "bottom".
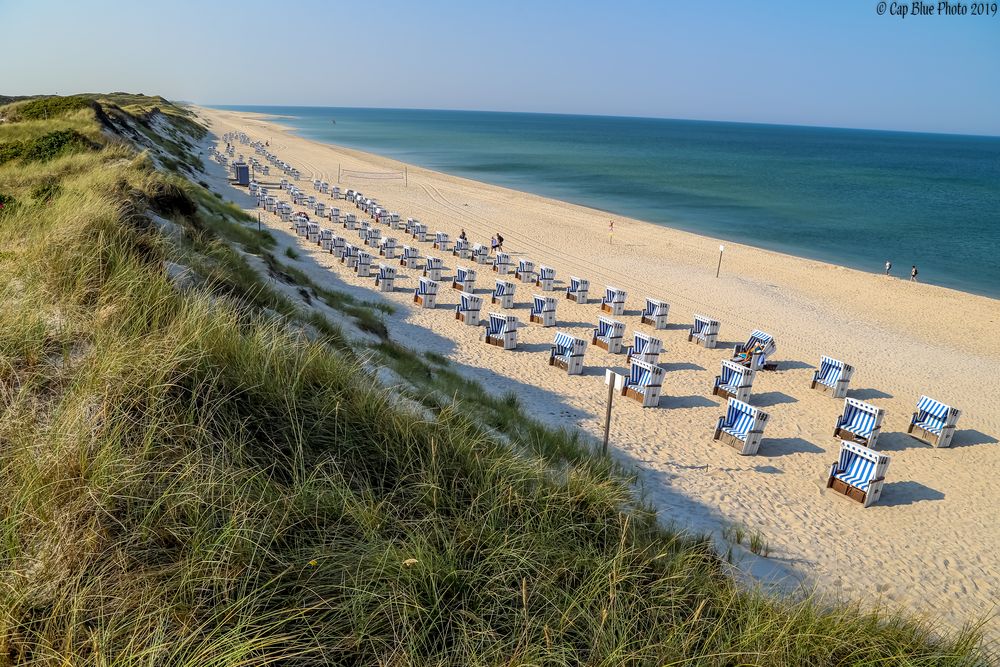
{"left": 693, "top": 314, "right": 718, "bottom": 333}
{"left": 839, "top": 400, "right": 880, "bottom": 438}
{"left": 604, "top": 287, "right": 626, "bottom": 303}
{"left": 518, "top": 259, "right": 534, "bottom": 271}
{"left": 417, "top": 278, "right": 437, "bottom": 294}
{"left": 532, "top": 295, "right": 554, "bottom": 314}
{"left": 552, "top": 332, "right": 581, "bottom": 358}
{"left": 487, "top": 313, "right": 516, "bottom": 335}
{"left": 720, "top": 399, "right": 758, "bottom": 441}
{"left": 913, "top": 396, "right": 954, "bottom": 435}
{"left": 538, "top": 266, "right": 555, "bottom": 279}
{"left": 459, "top": 292, "right": 481, "bottom": 311}
{"left": 570, "top": 277, "right": 589, "bottom": 292}
{"left": 426, "top": 257, "right": 443, "bottom": 269}
{"left": 643, "top": 298, "right": 668, "bottom": 317}
{"left": 494, "top": 280, "right": 513, "bottom": 296}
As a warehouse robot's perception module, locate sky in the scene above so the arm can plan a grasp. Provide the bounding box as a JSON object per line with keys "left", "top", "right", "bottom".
{"left": 1, "top": 0, "right": 998, "bottom": 135}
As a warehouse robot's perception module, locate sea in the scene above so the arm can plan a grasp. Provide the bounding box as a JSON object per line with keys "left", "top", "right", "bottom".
{"left": 214, "top": 106, "right": 1000, "bottom": 299}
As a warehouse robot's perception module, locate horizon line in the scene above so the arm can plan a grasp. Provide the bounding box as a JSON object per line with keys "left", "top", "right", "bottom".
{"left": 195, "top": 101, "right": 1000, "bottom": 140}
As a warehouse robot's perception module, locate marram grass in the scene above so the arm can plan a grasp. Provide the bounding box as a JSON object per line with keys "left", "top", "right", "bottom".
{"left": 0, "top": 95, "right": 990, "bottom": 665}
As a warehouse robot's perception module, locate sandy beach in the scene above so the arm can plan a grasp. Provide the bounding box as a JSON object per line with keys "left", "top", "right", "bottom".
{"left": 196, "top": 106, "right": 1000, "bottom": 642}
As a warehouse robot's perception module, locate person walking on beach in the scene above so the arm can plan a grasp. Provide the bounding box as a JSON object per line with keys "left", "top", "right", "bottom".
{"left": 608, "top": 219, "right": 615, "bottom": 244}
{"left": 490, "top": 235, "right": 498, "bottom": 255}
{"left": 496, "top": 232, "right": 504, "bottom": 252}
{"left": 910, "top": 265, "right": 919, "bottom": 282}
{"left": 885, "top": 260, "right": 892, "bottom": 276}
{"left": 459, "top": 228, "right": 467, "bottom": 241}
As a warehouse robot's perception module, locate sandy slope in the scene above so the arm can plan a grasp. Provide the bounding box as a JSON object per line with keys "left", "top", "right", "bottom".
{"left": 196, "top": 106, "right": 1000, "bottom": 643}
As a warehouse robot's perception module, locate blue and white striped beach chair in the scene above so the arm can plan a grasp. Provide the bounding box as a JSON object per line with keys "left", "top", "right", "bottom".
{"left": 714, "top": 398, "right": 769, "bottom": 455}
{"left": 413, "top": 278, "right": 438, "bottom": 308}
{"left": 411, "top": 222, "right": 427, "bottom": 242}
{"left": 423, "top": 256, "right": 444, "bottom": 281}
{"left": 493, "top": 252, "right": 513, "bottom": 275}
{"left": 343, "top": 212, "right": 357, "bottom": 230}
{"left": 379, "top": 236, "right": 398, "bottom": 259}
{"left": 592, "top": 316, "right": 626, "bottom": 354}
{"left": 625, "top": 331, "right": 663, "bottom": 364}
{"left": 908, "top": 395, "right": 961, "bottom": 448}
{"left": 688, "top": 314, "right": 720, "bottom": 349}
{"left": 452, "top": 266, "right": 477, "bottom": 292}
{"left": 492, "top": 280, "right": 516, "bottom": 308}
{"left": 530, "top": 295, "right": 557, "bottom": 327}
{"left": 375, "top": 264, "right": 396, "bottom": 292}
{"left": 404, "top": 217, "right": 418, "bottom": 234}
{"left": 320, "top": 228, "right": 335, "bottom": 251}
{"left": 363, "top": 227, "right": 381, "bottom": 248}
{"left": 566, "top": 277, "right": 589, "bottom": 303}
{"left": 549, "top": 331, "right": 586, "bottom": 375}
{"left": 601, "top": 286, "right": 628, "bottom": 316}
{"left": 452, "top": 238, "right": 471, "bottom": 259}
{"left": 331, "top": 235, "right": 346, "bottom": 258}
{"left": 515, "top": 259, "right": 535, "bottom": 283}
{"left": 355, "top": 251, "right": 373, "bottom": 277}
{"left": 455, "top": 292, "right": 483, "bottom": 325}
{"left": 827, "top": 441, "right": 891, "bottom": 507}
{"left": 388, "top": 212, "right": 401, "bottom": 228}
{"left": 535, "top": 265, "right": 556, "bottom": 291}
{"left": 713, "top": 359, "right": 756, "bottom": 403}
{"left": 484, "top": 312, "right": 518, "bottom": 350}
{"left": 307, "top": 222, "right": 321, "bottom": 243}
{"left": 733, "top": 329, "right": 777, "bottom": 371}
{"left": 342, "top": 243, "right": 360, "bottom": 268}
{"left": 329, "top": 207, "right": 340, "bottom": 223}
{"left": 472, "top": 243, "right": 491, "bottom": 264}
{"left": 433, "top": 231, "right": 451, "bottom": 251}
{"left": 811, "top": 355, "right": 854, "bottom": 398}
{"left": 621, "top": 359, "right": 664, "bottom": 407}
{"left": 641, "top": 298, "right": 670, "bottom": 329}
{"left": 834, "top": 398, "right": 885, "bottom": 449}
{"left": 400, "top": 245, "right": 421, "bottom": 269}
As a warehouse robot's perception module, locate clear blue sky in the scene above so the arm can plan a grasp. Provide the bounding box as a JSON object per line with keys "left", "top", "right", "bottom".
{"left": 2, "top": 0, "right": 998, "bottom": 135}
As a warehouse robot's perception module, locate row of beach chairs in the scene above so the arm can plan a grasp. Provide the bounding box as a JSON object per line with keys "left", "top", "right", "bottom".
{"left": 243, "top": 141, "right": 963, "bottom": 510}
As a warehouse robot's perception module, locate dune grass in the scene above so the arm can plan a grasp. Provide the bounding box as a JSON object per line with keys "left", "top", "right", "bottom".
{"left": 0, "top": 94, "right": 990, "bottom": 665}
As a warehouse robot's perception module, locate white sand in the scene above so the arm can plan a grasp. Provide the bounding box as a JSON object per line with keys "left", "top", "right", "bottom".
{"left": 196, "top": 107, "right": 1000, "bottom": 642}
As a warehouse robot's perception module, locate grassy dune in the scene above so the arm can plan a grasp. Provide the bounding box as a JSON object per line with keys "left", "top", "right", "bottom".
{"left": 0, "top": 95, "right": 990, "bottom": 665}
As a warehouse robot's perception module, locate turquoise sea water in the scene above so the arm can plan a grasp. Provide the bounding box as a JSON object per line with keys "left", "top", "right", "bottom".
{"left": 216, "top": 106, "right": 1000, "bottom": 298}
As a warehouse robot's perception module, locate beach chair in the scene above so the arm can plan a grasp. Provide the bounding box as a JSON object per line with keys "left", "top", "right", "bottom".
{"left": 342, "top": 243, "right": 360, "bottom": 269}
{"left": 375, "top": 264, "right": 396, "bottom": 292}
{"left": 641, "top": 298, "right": 670, "bottom": 329}
{"left": 714, "top": 398, "right": 769, "bottom": 455}
{"left": 320, "top": 228, "right": 335, "bottom": 251}
{"left": 688, "top": 314, "right": 720, "bottom": 349}
{"left": 313, "top": 178, "right": 321, "bottom": 191}
{"left": 331, "top": 235, "right": 346, "bottom": 258}
{"left": 493, "top": 252, "right": 513, "bottom": 275}
{"left": 307, "top": 222, "right": 321, "bottom": 243}
{"left": 483, "top": 312, "right": 518, "bottom": 350}
{"left": 389, "top": 212, "right": 400, "bottom": 227}
{"left": 907, "top": 396, "right": 961, "bottom": 448}
{"left": 433, "top": 231, "right": 451, "bottom": 251}
{"left": 423, "top": 256, "right": 444, "bottom": 281}
{"left": 530, "top": 295, "right": 557, "bottom": 327}
{"left": 452, "top": 238, "right": 471, "bottom": 259}
{"left": 712, "top": 359, "right": 756, "bottom": 403}
{"left": 363, "top": 227, "right": 381, "bottom": 248}
{"left": 344, "top": 213, "right": 357, "bottom": 230}
{"left": 566, "top": 277, "right": 590, "bottom": 303}
{"left": 452, "top": 266, "right": 477, "bottom": 292}
{"left": 400, "top": 245, "right": 421, "bottom": 269}
{"left": 733, "top": 330, "right": 778, "bottom": 371}
{"left": 413, "top": 278, "right": 438, "bottom": 308}
{"left": 535, "top": 265, "right": 556, "bottom": 291}
{"left": 492, "top": 280, "right": 516, "bottom": 308}
{"left": 314, "top": 202, "right": 326, "bottom": 219}
{"left": 455, "top": 292, "right": 483, "bottom": 326}
{"left": 472, "top": 244, "right": 491, "bottom": 264}
{"left": 810, "top": 355, "right": 854, "bottom": 398}
{"left": 549, "top": 331, "right": 586, "bottom": 375}
{"left": 295, "top": 218, "right": 309, "bottom": 237}
{"left": 601, "top": 286, "right": 627, "bottom": 316}
{"left": 827, "top": 441, "right": 890, "bottom": 507}
{"left": 331, "top": 186, "right": 341, "bottom": 200}
{"left": 405, "top": 217, "right": 419, "bottom": 235}
{"left": 329, "top": 207, "right": 340, "bottom": 223}
{"left": 834, "top": 398, "right": 885, "bottom": 449}
{"left": 355, "top": 251, "right": 373, "bottom": 278}
{"left": 320, "top": 181, "right": 329, "bottom": 194}
{"left": 621, "top": 359, "right": 664, "bottom": 407}
{"left": 625, "top": 331, "right": 663, "bottom": 364}
{"left": 515, "top": 259, "right": 535, "bottom": 283}
{"left": 592, "top": 316, "right": 626, "bottom": 354}
{"left": 379, "top": 236, "right": 398, "bottom": 259}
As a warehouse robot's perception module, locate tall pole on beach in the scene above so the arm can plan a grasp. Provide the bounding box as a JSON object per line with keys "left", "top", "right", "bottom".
{"left": 603, "top": 382, "right": 614, "bottom": 456}
{"left": 716, "top": 244, "right": 725, "bottom": 278}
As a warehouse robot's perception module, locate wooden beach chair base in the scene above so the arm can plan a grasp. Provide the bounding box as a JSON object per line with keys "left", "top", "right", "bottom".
{"left": 833, "top": 426, "right": 870, "bottom": 447}
{"left": 549, "top": 356, "right": 569, "bottom": 371}
{"left": 566, "top": 293, "right": 587, "bottom": 303}
{"left": 688, "top": 333, "right": 717, "bottom": 349}
{"left": 826, "top": 476, "right": 879, "bottom": 506}
{"left": 907, "top": 422, "right": 952, "bottom": 448}
{"left": 592, "top": 337, "right": 621, "bottom": 353}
